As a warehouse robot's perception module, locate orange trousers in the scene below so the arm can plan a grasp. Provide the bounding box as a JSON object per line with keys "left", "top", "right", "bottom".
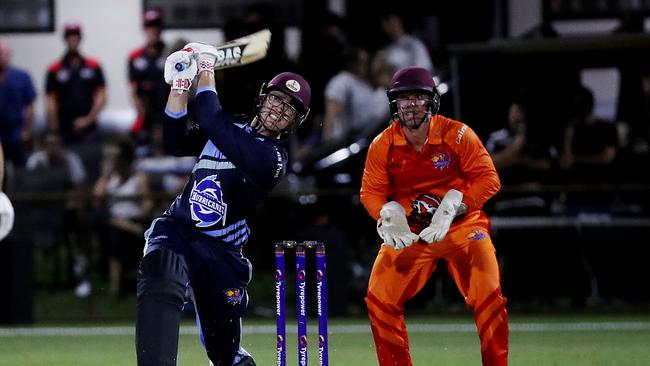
{"left": 365, "top": 222, "right": 508, "bottom": 366}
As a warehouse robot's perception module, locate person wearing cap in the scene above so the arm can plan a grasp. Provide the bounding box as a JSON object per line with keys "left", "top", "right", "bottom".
{"left": 46, "top": 22, "right": 106, "bottom": 146}
{"left": 127, "top": 9, "right": 169, "bottom": 146}
{"left": 134, "top": 44, "right": 311, "bottom": 366}
{"left": 360, "top": 66, "right": 508, "bottom": 365}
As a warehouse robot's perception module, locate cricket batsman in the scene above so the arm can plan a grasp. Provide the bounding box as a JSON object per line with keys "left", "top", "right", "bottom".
{"left": 135, "top": 44, "right": 311, "bottom": 366}
{"left": 361, "top": 66, "right": 508, "bottom": 365}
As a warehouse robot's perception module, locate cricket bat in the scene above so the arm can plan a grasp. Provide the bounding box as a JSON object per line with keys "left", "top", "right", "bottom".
{"left": 176, "top": 29, "right": 271, "bottom": 71}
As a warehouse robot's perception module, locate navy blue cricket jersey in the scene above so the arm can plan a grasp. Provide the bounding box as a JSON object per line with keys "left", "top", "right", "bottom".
{"left": 152, "top": 86, "right": 288, "bottom": 247}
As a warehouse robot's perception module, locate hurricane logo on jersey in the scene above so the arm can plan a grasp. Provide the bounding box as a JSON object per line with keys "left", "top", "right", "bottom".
{"left": 189, "top": 175, "right": 228, "bottom": 228}
{"left": 431, "top": 151, "right": 451, "bottom": 170}
{"left": 467, "top": 229, "right": 487, "bottom": 241}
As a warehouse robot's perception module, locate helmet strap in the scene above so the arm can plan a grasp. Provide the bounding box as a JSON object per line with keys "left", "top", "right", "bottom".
{"left": 400, "top": 111, "right": 432, "bottom": 130}
{"left": 254, "top": 91, "right": 309, "bottom": 136}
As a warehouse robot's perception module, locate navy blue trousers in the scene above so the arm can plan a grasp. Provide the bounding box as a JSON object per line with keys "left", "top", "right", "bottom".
{"left": 137, "top": 216, "right": 252, "bottom": 366}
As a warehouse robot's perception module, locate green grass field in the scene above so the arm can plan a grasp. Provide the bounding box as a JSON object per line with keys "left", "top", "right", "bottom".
{"left": 1, "top": 314, "right": 649, "bottom": 365}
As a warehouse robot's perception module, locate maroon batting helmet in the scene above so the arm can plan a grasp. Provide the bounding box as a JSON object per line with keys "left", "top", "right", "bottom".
{"left": 387, "top": 66, "right": 440, "bottom": 117}
{"left": 261, "top": 72, "right": 311, "bottom": 128}
{"left": 267, "top": 72, "right": 311, "bottom": 113}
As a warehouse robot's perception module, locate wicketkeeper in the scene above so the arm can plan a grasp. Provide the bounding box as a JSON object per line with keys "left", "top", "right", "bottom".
{"left": 361, "top": 66, "right": 508, "bottom": 366}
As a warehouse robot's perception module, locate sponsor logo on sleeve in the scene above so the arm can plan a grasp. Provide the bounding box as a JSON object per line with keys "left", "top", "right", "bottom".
{"left": 467, "top": 229, "right": 487, "bottom": 241}
{"left": 456, "top": 125, "right": 468, "bottom": 144}
{"left": 274, "top": 147, "right": 284, "bottom": 178}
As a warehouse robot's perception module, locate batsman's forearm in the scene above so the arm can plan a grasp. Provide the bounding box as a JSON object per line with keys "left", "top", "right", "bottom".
{"left": 197, "top": 71, "right": 216, "bottom": 89}
{"left": 166, "top": 90, "right": 189, "bottom": 113}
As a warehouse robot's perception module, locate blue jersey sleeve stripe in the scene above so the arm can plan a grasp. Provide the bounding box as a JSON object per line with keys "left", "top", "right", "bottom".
{"left": 165, "top": 108, "right": 188, "bottom": 119}
{"left": 199, "top": 219, "right": 247, "bottom": 238}
{"left": 192, "top": 159, "right": 236, "bottom": 173}
{"left": 223, "top": 226, "right": 249, "bottom": 243}
{"left": 196, "top": 86, "right": 217, "bottom": 95}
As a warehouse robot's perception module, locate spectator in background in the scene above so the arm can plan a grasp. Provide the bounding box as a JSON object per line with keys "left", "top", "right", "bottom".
{"left": 46, "top": 22, "right": 106, "bottom": 182}
{"left": 94, "top": 138, "right": 153, "bottom": 298}
{"left": 0, "top": 39, "right": 36, "bottom": 168}
{"left": 560, "top": 85, "right": 618, "bottom": 181}
{"left": 296, "top": 11, "right": 350, "bottom": 149}
{"left": 128, "top": 9, "right": 169, "bottom": 146}
{"left": 26, "top": 131, "right": 87, "bottom": 187}
{"left": 322, "top": 46, "right": 389, "bottom": 144}
{"left": 613, "top": 13, "right": 650, "bottom": 155}
{"left": 46, "top": 22, "right": 106, "bottom": 144}
{"left": 486, "top": 95, "right": 555, "bottom": 214}
{"left": 487, "top": 96, "right": 554, "bottom": 182}
{"left": 370, "top": 50, "right": 396, "bottom": 92}
{"left": 301, "top": 11, "right": 349, "bottom": 117}
{"left": 559, "top": 85, "right": 619, "bottom": 211}
{"left": 25, "top": 130, "right": 90, "bottom": 296}
{"left": 380, "top": 11, "right": 433, "bottom": 72}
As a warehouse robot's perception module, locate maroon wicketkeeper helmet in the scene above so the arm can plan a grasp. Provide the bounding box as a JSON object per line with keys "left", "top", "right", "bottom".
{"left": 386, "top": 66, "right": 440, "bottom": 118}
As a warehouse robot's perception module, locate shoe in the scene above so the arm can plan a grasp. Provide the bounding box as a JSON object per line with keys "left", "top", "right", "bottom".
{"left": 232, "top": 356, "right": 256, "bottom": 366}
{"left": 208, "top": 355, "right": 256, "bottom": 366}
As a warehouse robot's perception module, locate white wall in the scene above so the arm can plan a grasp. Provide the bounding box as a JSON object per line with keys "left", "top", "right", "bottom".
{"left": 3, "top": 0, "right": 224, "bottom": 131}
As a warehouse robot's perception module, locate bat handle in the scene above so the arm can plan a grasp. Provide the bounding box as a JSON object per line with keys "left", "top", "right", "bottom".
{"left": 175, "top": 62, "right": 185, "bottom": 71}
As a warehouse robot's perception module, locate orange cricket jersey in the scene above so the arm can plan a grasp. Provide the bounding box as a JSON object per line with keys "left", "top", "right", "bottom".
{"left": 360, "top": 115, "right": 500, "bottom": 228}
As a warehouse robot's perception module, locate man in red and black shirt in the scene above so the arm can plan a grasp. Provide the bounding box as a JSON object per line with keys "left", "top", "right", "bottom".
{"left": 46, "top": 22, "right": 106, "bottom": 144}
{"left": 128, "top": 9, "right": 170, "bottom": 145}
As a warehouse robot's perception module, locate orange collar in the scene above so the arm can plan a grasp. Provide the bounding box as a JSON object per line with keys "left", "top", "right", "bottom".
{"left": 392, "top": 115, "right": 443, "bottom": 146}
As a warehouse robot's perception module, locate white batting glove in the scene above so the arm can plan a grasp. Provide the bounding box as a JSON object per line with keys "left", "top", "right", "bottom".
{"left": 376, "top": 201, "right": 419, "bottom": 250}
{"left": 0, "top": 192, "right": 15, "bottom": 241}
{"left": 183, "top": 42, "right": 219, "bottom": 74}
{"left": 419, "top": 189, "right": 463, "bottom": 243}
{"left": 164, "top": 49, "right": 198, "bottom": 92}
